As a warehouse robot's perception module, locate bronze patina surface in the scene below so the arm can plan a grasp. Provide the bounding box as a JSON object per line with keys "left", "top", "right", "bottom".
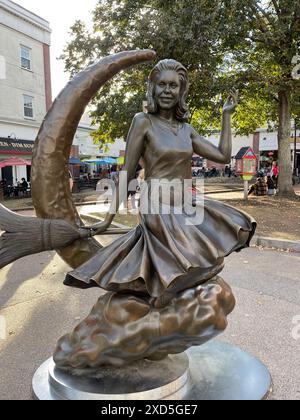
{"left": 55, "top": 58, "right": 255, "bottom": 369}
{"left": 0, "top": 53, "right": 256, "bottom": 371}
{"left": 54, "top": 277, "right": 235, "bottom": 369}
{"left": 31, "top": 50, "right": 156, "bottom": 268}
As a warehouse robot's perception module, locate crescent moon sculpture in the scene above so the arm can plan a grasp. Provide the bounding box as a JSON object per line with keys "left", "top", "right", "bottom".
{"left": 31, "top": 50, "right": 156, "bottom": 269}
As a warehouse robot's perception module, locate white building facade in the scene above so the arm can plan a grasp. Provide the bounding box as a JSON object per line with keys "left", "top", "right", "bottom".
{"left": 0, "top": 0, "right": 52, "bottom": 184}
{"left": 258, "top": 128, "right": 300, "bottom": 173}
{"left": 205, "top": 126, "right": 300, "bottom": 173}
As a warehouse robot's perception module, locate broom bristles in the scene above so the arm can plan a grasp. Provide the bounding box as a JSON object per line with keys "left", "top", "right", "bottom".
{"left": 0, "top": 204, "right": 88, "bottom": 269}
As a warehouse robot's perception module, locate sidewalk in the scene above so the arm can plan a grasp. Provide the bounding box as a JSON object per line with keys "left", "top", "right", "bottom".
{"left": 0, "top": 243, "right": 299, "bottom": 400}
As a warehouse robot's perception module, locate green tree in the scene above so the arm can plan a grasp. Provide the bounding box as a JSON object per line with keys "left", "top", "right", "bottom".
{"left": 61, "top": 0, "right": 300, "bottom": 196}
{"left": 60, "top": 1, "right": 233, "bottom": 142}
{"left": 221, "top": 0, "right": 300, "bottom": 195}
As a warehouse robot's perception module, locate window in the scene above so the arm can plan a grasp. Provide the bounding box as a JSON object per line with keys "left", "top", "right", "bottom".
{"left": 20, "top": 46, "right": 31, "bottom": 70}
{"left": 23, "top": 95, "right": 34, "bottom": 118}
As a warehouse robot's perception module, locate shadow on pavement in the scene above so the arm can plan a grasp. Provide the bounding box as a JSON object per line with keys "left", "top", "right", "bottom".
{"left": 0, "top": 253, "right": 54, "bottom": 309}
{"left": 0, "top": 281, "right": 104, "bottom": 400}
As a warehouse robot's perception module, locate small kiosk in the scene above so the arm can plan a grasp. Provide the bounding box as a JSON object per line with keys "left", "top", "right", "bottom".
{"left": 235, "top": 147, "right": 257, "bottom": 200}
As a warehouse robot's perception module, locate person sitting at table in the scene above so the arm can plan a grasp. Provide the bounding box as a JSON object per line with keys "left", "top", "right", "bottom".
{"left": 20, "top": 178, "right": 28, "bottom": 195}
{"left": 248, "top": 174, "right": 268, "bottom": 196}
{"left": 12, "top": 178, "right": 20, "bottom": 197}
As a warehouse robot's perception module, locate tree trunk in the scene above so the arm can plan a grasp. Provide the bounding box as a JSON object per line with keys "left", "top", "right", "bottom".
{"left": 277, "top": 90, "right": 294, "bottom": 196}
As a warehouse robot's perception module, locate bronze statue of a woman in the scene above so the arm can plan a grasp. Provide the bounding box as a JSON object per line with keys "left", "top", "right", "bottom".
{"left": 0, "top": 52, "right": 256, "bottom": 371}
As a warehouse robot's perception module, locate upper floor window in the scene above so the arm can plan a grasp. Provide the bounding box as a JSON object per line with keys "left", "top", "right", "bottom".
{"left": 20, "top": 46, "right": 31, "bottom": 70}
{"left": 23, "top": 95, "right": 34, "bottom": 119}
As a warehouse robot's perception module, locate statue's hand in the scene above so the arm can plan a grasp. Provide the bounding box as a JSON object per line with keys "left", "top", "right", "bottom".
{"left": 81, "top": 220, "right": 110, "bottom": 236}
{"left": 223, "top": 89, "right": 239, "bottom": 114}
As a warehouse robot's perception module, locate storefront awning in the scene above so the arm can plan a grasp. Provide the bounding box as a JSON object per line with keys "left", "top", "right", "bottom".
{"left": 0, "top": 157, "right": 31, "bottom": 168}
{"left": 83, "top": 157, "right": 117, "bottom": 165}
{"left": 69, "top": 157, "right": 85, "bottom": 165}
{"left": 0, "top": 138, "right": 35, "bottom": 155}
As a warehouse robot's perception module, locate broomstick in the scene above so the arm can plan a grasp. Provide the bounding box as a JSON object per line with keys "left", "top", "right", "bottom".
{"left": 0, "top": 204, "right": 130, "bottom": 269}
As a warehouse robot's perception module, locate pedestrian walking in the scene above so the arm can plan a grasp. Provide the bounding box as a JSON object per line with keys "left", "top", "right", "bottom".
{"left": 267, "top": 175, "right": 275, "bottom": 196}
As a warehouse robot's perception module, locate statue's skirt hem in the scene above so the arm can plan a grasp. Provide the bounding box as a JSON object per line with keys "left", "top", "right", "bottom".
{"left": 64, "top": 198, "right": 256, "bottom": 298}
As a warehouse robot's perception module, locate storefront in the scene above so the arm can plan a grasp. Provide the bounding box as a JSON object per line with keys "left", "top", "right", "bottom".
{"left": 259, "top": 133, "right": 279, "bottom": 172}
{"left": 292, "top": 136, "right": 300, "bottom": 175}
{"left": 0, "top": 137, "right": 34, "bottom": 185}
{"left": 259, "top": 132, "right": 300, "bottom": 174}
{"left": 260, "top": 150, "right": 278, "bottom": 172}
{"left": 296, "top": 152, "right": 300, "bottom": 175}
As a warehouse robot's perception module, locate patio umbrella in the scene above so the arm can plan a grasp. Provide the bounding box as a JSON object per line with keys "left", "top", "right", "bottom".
{"left": 103, "top": 157, "right": 117, "bottom": 164}
{"left": 69, "top": 157, "right": 86, "bottom": 165}
{"left": 83, "top": 158, "right": 117, "bottom": 165}
{"left": 0, "top": 157, "right": 31, "bottom": 168}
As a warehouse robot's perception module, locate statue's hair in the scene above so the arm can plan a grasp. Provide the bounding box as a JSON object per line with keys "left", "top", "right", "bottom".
{"left": 147, "top": 59, "right": 190, "bottom": 122}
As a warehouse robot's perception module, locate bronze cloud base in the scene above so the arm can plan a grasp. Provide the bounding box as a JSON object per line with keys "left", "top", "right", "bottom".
{"left": 54, "top": 276, "right": 235, "bottom": 372}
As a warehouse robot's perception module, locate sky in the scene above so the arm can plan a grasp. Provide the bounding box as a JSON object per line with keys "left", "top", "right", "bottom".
{"left": 16, "top": 0, "right": 98, "bottom": 98}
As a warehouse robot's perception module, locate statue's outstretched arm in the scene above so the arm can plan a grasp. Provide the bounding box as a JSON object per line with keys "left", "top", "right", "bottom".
{"left": 91, "top": 113, "right": 148, "bottom": 235}
{"left": 191, "top": 90, "right": 238, "bottom": 164}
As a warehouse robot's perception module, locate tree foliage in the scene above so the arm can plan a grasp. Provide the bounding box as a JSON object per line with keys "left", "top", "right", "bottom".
{"left": 61, "top": 0, "right": 236, "bottom": 143}
{"left": 61, "top": 0, "right": 300, "bottom": 194}
{"left": 220, "top": 0, "right": 300, "bottom": 194}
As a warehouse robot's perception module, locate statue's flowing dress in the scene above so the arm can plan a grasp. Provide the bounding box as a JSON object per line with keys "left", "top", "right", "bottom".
{"left": 65, "top": 114, "right": 256, "bottom": 297}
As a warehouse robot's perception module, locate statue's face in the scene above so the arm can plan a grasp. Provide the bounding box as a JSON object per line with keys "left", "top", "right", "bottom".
{"left": 154, "top": 70, "right": 181, "bottom": 110}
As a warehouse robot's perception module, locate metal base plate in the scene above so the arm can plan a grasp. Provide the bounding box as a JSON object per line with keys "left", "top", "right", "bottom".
{"left": 32, "top": 341, "right": 272, "bottom": 400}
{"left": 186, "top": 341, "right": 272, "bottom": 400}
{"left": 33, "top": 353, "right": 190, "bottom": 400}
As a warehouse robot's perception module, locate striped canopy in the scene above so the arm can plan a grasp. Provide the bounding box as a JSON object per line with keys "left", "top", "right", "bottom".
{"left": 0, "top": 157, "right": 31, "bottom": 168}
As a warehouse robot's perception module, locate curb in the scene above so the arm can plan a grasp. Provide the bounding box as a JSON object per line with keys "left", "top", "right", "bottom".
{"left": 252, "top": 236, "right": 300, "bottom": 253}
{"left": 204, "top": 189, "right": 244, "bottom": 195}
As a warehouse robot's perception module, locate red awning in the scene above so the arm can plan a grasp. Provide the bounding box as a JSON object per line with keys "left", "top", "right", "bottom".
{"left": 0, "top": 157, "right": 32, "bottom": 168}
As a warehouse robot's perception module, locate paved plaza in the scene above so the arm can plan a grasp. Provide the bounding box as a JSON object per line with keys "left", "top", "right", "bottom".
{"left": 0, "top": 233, "right": 299, "bottom": 400}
